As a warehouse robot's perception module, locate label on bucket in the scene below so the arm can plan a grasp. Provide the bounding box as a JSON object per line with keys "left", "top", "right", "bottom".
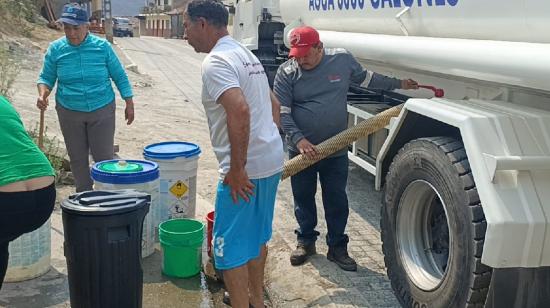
{"left": 169, "top": 180, "right": 188, "bottom": 198}
{"left": 160, "top": 177, "right": 196, "bottom": 219}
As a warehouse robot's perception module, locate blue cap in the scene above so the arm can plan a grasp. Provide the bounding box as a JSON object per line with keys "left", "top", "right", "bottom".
{"left": 143, "top": 142, "right": 201, "bottom": 160}
{"left": 57, "top": 4, "right": 89, "bottom": 26}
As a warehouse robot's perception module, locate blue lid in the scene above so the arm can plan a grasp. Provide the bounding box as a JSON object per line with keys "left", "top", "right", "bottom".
{"left": 143, "top": 141, "right": 201, "bottom": 160}
{"left": 91, "top": 160, "right": 159, "bottom": 185}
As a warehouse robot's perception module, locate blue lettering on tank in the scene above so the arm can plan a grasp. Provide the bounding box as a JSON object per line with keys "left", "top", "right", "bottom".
{"left": 381, "top": 0, "right": 393, "bottom": 8}
{"left": 417, "top": 0, "right": 433, "bottom": 7}
{"left": 337, "top": 0, "right": 345, "bottom": 9}
{"left": 309, "top": 0, "right": 457, "bottom": 10}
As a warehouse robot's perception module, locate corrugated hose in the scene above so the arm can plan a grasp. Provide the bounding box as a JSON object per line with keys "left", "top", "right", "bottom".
{"left": 281, "top": 104, "right": 403, "bottom": 180}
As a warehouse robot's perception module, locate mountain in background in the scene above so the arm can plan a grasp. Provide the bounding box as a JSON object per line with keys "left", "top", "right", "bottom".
{"left": 106, "top": 0, "right": 191, "bottom": 17}
{"left": 112, "top": 0, "right": 148, "bottom": 17}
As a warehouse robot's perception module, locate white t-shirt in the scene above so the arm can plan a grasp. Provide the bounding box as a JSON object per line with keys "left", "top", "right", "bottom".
{"left": 201, "top": 35, "right": 284, "bottom": 179}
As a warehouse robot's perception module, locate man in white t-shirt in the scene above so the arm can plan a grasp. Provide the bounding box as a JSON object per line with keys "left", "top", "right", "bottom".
{"left": 184, "top": 1, "right": 284, "bottom": 307}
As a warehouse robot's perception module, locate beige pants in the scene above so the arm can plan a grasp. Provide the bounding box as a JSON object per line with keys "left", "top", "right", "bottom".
{"left": 56, "top": 102, "right": 115, "bottom": 192}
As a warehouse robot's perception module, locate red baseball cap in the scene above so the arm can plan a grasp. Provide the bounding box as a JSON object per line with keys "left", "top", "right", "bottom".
{"left": 288, "top": 26, "right": 320, "bottom": 58}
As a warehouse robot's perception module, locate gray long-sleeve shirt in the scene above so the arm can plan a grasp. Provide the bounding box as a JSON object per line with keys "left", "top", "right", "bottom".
{"left": 273, "top": 48, "right": 402, "bottom": 155}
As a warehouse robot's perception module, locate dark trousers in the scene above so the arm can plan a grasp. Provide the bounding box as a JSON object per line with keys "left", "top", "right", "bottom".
{"left": 290, "top": 151, "right": 350, "bottom": 248}
{"left": 0, "top": 183, "right": 56, "bottom": 290}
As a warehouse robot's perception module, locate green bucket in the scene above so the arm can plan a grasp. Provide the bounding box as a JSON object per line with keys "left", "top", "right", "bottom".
{"left": 159, "top": 219, "right": 204, "bottom": 278}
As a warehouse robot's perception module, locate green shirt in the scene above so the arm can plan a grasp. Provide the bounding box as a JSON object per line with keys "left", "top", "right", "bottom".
{"left": 0, "top": 96, "right": 55, "bottom": 186}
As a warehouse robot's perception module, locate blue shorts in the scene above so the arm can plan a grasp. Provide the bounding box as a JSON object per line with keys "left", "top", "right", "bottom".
{"left": 213, "top": 172, "right": 281, "bottom": 270}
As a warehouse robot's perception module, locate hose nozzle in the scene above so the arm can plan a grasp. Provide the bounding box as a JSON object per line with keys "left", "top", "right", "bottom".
{"left": 418, "top": 85, "right": 444, "bottom": 98}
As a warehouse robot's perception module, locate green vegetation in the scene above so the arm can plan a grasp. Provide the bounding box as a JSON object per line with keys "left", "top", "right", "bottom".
{"left": 0, "top": 0, "right": 41, "bottom": 37}
{"left": 0, "top": 1, "right": 65, "bottom": 178}
{"left": 0, "top": 0, "right": 41, "bottom": 97}
{"left": 27, "top": 123, "right": 66, "bottom": 178}
{"left": 0, "top": 0, "right": 40, "bottom": 23}
{"left": 0, "top": 49, "right": 20, "bottom": 98}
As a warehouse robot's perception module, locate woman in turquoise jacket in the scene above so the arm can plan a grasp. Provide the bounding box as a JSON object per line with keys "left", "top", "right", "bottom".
{"left": 37, "top": 4, "right": 135, "bottom": 192}
{"left": 0, "top": 95, "right": 56, "bottom": 290}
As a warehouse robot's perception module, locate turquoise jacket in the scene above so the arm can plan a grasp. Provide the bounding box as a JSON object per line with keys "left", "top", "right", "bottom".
{"left": 37, "top": 34, "right": 133, "bottom": 112}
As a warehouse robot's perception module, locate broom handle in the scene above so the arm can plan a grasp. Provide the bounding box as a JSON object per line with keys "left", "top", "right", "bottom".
{"left": 38, "top": 109, "right": 45, "bottom": 150}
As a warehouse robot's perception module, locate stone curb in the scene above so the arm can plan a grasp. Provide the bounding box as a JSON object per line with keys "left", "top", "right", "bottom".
{"left": 113, "top": 39, "right": 140, "bottom": 74}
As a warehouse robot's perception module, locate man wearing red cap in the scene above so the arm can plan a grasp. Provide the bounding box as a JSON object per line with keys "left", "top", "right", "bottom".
{"left": 273, "top": 26, "right": 418, "bottom": 271}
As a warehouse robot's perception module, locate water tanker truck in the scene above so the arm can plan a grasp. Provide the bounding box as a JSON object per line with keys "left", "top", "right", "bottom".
{"left": 228, "top": 0, "right": 550, "bottom": 307}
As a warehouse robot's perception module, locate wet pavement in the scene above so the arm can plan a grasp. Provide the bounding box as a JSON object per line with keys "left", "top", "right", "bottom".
{"left": 0, "top": 188, "right": 227, "bottom": 308}
{"left": 2, "top": 36, "right": 401, "bottom": 308}
{"left": 1, "top": 36, "right": 229, "bottom": 308}
{"left": 143, "top": 245, "right": 225, "bottom": 308}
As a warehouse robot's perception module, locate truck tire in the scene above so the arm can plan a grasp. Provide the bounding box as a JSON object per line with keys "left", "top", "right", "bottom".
{"left": 381, "top": 137, "right": 492, "bottom": 308}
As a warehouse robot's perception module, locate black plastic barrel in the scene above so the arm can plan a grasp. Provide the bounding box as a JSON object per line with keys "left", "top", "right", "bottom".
{"left": 61, "top": 190, "right": 151, "bottom": 308}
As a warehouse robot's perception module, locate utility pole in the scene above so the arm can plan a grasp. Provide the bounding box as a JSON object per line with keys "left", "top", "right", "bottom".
{"left": 102, "top": 0, "right": 114, "bottom": 43}
{"left": 91, "top": 0, "right": 102, "bottom": 19}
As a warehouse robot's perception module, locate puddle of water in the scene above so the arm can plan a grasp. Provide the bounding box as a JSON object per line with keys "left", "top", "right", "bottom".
{"left": 142, "top": 244, "right": 226, "bottom": 308}
{"left": 0, "top": 213, "right": 227, "bottom": 308}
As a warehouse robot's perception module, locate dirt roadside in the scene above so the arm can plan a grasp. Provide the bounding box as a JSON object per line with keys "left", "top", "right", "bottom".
{"left": 7, "top": 31, "right": 221, "bottom": 203}
{"left": 2, "top": 29, "right": 230, "bottom": 307}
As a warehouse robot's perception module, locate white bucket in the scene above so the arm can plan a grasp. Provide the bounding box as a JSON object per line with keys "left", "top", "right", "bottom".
{"left": 5, "top": 219, "right": 51, "bottom": 282}
{"left": 91, "top": 159, "right": 160, "bottom": 258}
{"left": 143, "top": 142, "right": 201, "bottom": 225}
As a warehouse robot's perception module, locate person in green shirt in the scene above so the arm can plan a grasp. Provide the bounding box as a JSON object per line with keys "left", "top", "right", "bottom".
{"left": 0, "top": 95, "right": 56, "bottom": 290}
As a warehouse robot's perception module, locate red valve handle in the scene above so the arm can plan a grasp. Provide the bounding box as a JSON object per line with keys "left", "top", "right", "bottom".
{"left": 418, "top": 85, "right": 444, "bottom": 98}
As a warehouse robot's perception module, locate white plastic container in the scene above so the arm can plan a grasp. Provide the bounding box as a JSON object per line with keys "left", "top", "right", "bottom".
{"left": 91, "top": 159, "right": 160, "bottom": 258}
{"left": 5, "top": 219, "right": 51, "bottom": 282}
{"left": 143, "top": 142, "right": 201, "bottom": 224}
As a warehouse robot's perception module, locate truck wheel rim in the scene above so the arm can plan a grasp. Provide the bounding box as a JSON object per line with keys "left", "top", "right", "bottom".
{"left": 396, "top": 180, "right": 451, "bottom": 291}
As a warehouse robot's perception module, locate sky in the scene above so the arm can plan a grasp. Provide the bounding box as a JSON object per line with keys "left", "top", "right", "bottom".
{"left": 111, "top": 0, "right": 148, "bottom": 17}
